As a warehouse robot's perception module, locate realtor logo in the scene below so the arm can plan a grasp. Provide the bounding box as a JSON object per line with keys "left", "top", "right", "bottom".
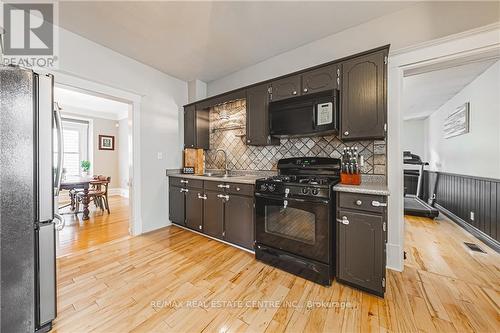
{"left": 1, "top": 2, "right": 58, "bottom": 68}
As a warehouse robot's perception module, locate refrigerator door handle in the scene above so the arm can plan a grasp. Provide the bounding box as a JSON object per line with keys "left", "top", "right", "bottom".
{"left": 37, "top": 74, "right": 55, "bottom": 222}
{"left": 54, "top": 102, "right": 64, "bottom": 197}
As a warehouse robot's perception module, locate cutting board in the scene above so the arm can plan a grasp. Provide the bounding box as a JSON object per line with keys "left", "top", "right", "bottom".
{"left": 184, "top": 148, "right": 204, "bottom": 175}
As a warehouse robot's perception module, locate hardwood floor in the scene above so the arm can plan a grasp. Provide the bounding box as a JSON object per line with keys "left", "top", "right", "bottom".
{"left": 53, "top": 213, "right": 500, "bottom": 332}
{"left": 57, "top": 196, "right": 130, "bottom": 257}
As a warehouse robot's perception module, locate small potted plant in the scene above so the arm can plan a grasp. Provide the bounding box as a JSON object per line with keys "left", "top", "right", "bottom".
{"left": 80, "top": 160, "right": 91, "bottom": 176}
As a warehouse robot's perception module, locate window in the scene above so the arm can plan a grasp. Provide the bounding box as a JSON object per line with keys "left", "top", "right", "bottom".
{"left": 62, "top": 119, "right": 89, "bottom": 176}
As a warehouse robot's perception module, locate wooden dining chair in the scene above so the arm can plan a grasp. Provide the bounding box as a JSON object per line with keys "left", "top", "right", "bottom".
{"left": 75, "top": 176, "right": 111, "bottom": 214}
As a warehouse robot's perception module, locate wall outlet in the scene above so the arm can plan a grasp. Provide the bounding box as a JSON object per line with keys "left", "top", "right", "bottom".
{"left": 470, "top": 211, "right": 475, "bottom": 221}
{"left": 157, "top": 152, "right": 163, "bottom": 160}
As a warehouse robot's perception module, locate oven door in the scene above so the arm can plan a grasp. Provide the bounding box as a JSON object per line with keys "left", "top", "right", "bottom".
{"left": 255, "top": 193, "right": 331, "bottom": 264}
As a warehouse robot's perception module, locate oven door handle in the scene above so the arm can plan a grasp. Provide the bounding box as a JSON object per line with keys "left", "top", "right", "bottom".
{"left": 254, "top": 192, "right": 329, "bottom": 204}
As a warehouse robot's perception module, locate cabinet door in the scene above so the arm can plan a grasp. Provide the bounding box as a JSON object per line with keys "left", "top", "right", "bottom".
{"left": 183, "top": 105, "right": 196, "bottom": 148}
{"left": 246, "top": 84, "right": 278, "bottom": 146}
{"left": 169, "top": 185, "right": 185, "bottom": 225}
{"left": 302, "top": 64, "right": 338, "bottom": 95}
{"left": 270, "top": 75, "right": 301, "bottom": 102}
{"left": 225, "top": 195, "right": 254, "bottom": 250}
{"left": 203, "top": 191, "right": 224, "bottom": 239}
{"left": 195, "top": 107, "right": 209, "bottom": 150}
{"left": 337, "top": 210, "right": 386, "bottom": 296}
{"left": 185, "top": 189, "right": 203, "bottom": 232}
{"left": 341, "top": 50, "right": 386, "bottom": 140}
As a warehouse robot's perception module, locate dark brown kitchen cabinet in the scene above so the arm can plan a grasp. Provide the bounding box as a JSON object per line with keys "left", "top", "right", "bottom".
{"left": 168, "top": 185, "right": 185, "bottom": 225}
{"left": 225, "top": 194, "right": 254, "bottom": 250}
{"left": 185, "top": 189, "right": 204, "bottom": 231}
{"left": 183, "top": 105, "right": 196, "bottom": 148}
{"left": 246, "top": 84, "right": 278, "bottom": 146}
{"left": 340, "top": 50, "right": 387, "bottom": 140}
{"left": 203, "top": 190, "right": 224, "bottom": 239}
{"left": 270, "top": 74, "right": 301, "bottom": 102}
{"left": 183, "top": 105, "right": 209, "bottom": 149}
{"left": 336, "top": 192, "right": 387, "bottom": 297}
{"left": 302, "top": 64, "right": 339, "bottom": 95}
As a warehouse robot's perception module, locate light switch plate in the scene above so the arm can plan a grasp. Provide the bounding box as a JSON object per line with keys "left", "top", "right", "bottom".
{"left": 157, "top": 152, "right": 163, "bottom": 160}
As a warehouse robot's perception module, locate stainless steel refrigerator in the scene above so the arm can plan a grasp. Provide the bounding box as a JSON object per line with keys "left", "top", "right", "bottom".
{"left": 0, "top": 66, "right": 63, "bottom": 332}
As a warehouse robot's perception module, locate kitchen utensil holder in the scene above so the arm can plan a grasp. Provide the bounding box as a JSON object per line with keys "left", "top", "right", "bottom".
{"left": 340, "top": 172, "right": 361, "bottom": 185}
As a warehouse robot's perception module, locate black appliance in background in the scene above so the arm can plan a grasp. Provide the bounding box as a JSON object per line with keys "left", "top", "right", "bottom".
{"left": 403, "top": 151, "right": 439, "bottom": 219}
{"left": 269, "top": 90, "right": 339, "bottom": 137}
{"left": 0, "top": 67, "right": 63, "bottom": 332}
{"left": 254, "top": 157, "right": 341, "bottom": 285}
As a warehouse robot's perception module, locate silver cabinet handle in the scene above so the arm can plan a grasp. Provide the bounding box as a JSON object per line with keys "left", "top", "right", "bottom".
{"left": 180, "top": 188, "right": 188, "bottom": 193}
{"left": 344, "top": 131, "right": 349, "bottom": 136}
{"left": 236, "top": 187, "right": 241, "bottom": 191}
{"left": 303, "top": 88, "right": 308, "bottom": 93}
{"left": 292, "top": 91, "right": 297, "bottom": 95}
{"left": 217, "top": 194, "right": 229, "bottom": 201}
{"left": 198, "top": 194, "right": 207, "bottom": 200}
{"left": 247, "top": 139, "right": 251, "bottom": 143}
{"left": 355, "top": 200, "right": 362, "bottom": 206}
{"left": 180, "top": 180, "right": 189, "bottom": 184}
{"left": 372, "top": 201, "right": 387, "bottom": 207}
{"left": 336, "top": 216, "right": 349, "bottom": 225}
{"left": 217, "top": 184, "right": 230, "bottom": 189}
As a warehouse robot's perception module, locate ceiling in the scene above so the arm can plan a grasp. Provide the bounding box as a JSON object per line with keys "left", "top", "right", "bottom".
{"left": 402, "top": 59, "right": 498, "bottom": 120}
{"left": 55, "top": 86, "right": 129, "bottom": 120}
{"left": 59, "top": 1, "right": 416, "bottom": 82}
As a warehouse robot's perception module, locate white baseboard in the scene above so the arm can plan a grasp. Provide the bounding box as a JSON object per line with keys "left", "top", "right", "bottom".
{"left": 109, "top": 188, "right": 129, "bottom": 198}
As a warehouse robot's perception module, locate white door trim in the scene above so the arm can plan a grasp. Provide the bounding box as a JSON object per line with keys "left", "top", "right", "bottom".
{"left": 51, "top": 71, "right": 144, "bottom": 236}
{"left": 386, "top": 25, "right": 500, "bottom": 271}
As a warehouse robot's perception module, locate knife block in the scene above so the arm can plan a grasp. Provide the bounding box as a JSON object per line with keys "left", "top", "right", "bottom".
{"left": 340, "top": 173, "right": 361, "bottom": 185}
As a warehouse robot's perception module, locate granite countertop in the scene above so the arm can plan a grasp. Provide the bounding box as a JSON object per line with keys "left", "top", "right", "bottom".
{"left": 167, "top": 172, "right": 262, "bottom": 185}
{"left": 333, "top": 182, "right": 389, "bottom": 196}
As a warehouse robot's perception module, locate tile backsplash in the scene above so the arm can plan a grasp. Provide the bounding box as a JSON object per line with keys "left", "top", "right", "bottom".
{"left": 205, "top": 100, "right": 386, "bottom": 176}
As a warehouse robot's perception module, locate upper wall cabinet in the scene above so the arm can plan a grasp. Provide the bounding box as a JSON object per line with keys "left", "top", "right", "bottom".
{"left": 340, "top": 50, "right": 387, "bottom": 141}
{"left": 246, "top": 84, "right": 279, "bottom": 146}
{"left": 183, "top": 105, "right": 209, "bottom": 149}
{"left": 270, "top": 74, "right": 301, "bottom": 102}
{"left": 302, "top": 64, "right": 339, "bottom": 95}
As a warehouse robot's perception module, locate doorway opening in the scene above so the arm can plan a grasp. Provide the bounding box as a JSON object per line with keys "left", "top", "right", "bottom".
{"left": 399, "top": 51, "right": 500, "bottom": 286}
{"left": 54, "top": 85, "right": 133, "bottom": 256}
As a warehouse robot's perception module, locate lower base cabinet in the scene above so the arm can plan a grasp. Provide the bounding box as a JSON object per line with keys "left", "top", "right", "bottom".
{"left": 203, "top": 190, "right": 224, "bottom": 239}
{"left": 168, "top": 185, "right": 185, "bottom": 225}
{"left": 225, "top": 195, "right": 254, "bottom": 250}
{"left": 185, "top": 189, "right": 203, "bottom": 232}
{"left": 169, "top": 177, "right": 255, "bottom": 251}
{"left": 336, "top": 193, "right": 387, "bottom": 297}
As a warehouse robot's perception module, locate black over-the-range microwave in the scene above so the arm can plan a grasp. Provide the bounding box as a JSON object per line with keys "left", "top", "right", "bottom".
{"left": 269, "top": 90, "right": 339, "bottom": 137}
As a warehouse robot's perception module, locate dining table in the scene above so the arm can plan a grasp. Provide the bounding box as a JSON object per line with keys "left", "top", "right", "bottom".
{"left": 60, "top": 175, "right": 94, "bottom": 220}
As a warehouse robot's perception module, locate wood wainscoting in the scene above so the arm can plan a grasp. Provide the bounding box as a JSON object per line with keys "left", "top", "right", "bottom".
{"left": 423, "top": 171, "right": 500, "bottom": 251}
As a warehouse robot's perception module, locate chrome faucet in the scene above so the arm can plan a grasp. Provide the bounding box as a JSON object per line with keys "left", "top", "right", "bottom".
{"left": 216, "top": 149, "right": 229, "bottom": 176}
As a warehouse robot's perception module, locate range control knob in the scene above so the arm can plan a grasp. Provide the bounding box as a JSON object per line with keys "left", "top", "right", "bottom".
{"left": 260, "top": 184, "right": 267, "bottom": 192}
{"left": 267, "top": 184, "right": 276, "bottom": 192}
{"left": 301, "top": 187, "right": 309, "bottom": 195}
{"left": 311, "top": 188, "right": 319, "bottom": 196}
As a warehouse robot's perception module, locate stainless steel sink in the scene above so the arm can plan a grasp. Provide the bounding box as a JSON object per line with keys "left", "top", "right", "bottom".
{"left": 203, "top": 173, "right": 238, "bottom": 178}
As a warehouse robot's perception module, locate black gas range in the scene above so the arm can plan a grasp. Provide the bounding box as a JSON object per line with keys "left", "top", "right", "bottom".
{"left": 254, "top": 157, "right": 341, "bottom": 285}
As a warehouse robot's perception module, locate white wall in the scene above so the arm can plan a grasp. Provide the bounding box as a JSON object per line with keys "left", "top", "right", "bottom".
{"left": 118, "top": 117, "right": 130, "bottom": 194}
{"left": 426, "top": 61, "right": 500, "bottom": 178}
{"left": 207, "top": 2, "right": 500, "bottom": 96}
{"left": 402, "top": 119, "right": 426, "bottom": 159}
{"left": 56, "top": 28, "right": 188, "bottom": 233}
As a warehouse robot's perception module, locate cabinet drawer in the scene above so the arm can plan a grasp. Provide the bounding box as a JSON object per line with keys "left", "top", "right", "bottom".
{"left": 169, "top": 177, "right": 203, "bottom": 189}
{"left": 204, "top": 180, "right": 226, "bottom": 192}
{"left": 227, "top": 183, "right": 254, "bottom": 196}
{"left": 338, "top": 192, "right": 386, "bottom": 214}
